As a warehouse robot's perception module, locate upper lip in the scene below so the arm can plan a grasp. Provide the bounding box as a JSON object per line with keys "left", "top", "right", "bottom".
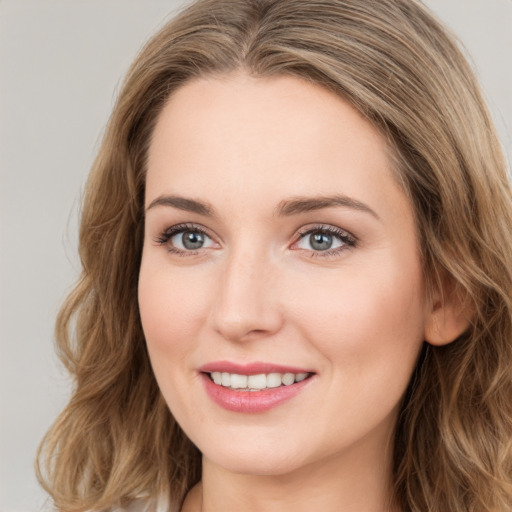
{"left": 198, "top": 361, "right": 314, "bottom": 375}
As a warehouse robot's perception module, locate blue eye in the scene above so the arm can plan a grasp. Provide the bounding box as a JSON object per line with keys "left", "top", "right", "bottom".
{"left": 302, "top": 231, "right": 339, "bottom": 251}
{"left": 171, "top": 230, "right": 212, "bottom": 250}
{"left": 294, "top": 226, "right": 356, "bottom": 255}
{"left": 155, "top": 223, "right": 356, "bottom": 258}
{"left": 155, "top": 224, "right": 216, "bottom": 253}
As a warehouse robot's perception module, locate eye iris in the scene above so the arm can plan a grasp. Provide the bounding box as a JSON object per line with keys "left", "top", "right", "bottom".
{"left": 182, "top": 231, "right": 204, "bottom": 249}
{"left": 310, "top": 232, "right": 333, "bottom": 251}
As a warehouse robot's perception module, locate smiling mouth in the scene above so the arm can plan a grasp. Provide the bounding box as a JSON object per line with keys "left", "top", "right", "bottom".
{"left": 200, "top": 366, "right": 316, "bottom": 413}
{"left": 205, "top": 371, "right": 313, "bottom": 391}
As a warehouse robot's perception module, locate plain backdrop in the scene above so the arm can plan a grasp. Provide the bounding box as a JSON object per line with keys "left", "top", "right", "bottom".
{"left": 0, "top": 1, "right": 510, "bottom": 511}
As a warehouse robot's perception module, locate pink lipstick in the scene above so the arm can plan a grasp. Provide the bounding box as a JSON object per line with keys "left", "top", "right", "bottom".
{"left": 198, "top": 361, "right": 315, "bottom": 413}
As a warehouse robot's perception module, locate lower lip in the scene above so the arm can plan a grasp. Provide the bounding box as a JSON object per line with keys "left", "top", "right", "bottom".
{"left": 201, "top": 373, "right": 314, "bottom": 413}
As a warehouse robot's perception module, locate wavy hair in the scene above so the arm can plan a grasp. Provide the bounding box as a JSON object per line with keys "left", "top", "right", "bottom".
{"left": 37, "top": 1, "right": 512, "bottom": 510}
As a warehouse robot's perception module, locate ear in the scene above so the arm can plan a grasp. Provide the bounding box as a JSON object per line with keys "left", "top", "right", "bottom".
{"left": 424, "top": 279, "right": 473, "bottom": 346}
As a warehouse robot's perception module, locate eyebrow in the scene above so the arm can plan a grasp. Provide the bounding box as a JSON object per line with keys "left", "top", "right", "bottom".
{"left": 146, "top": 195, "right": 215, "bottom": 216}
{"left": 145, "top": 193, "right": 379, "bottom": 220}
{"left": 275, "top": 194, "right": 379, "bottom": 219}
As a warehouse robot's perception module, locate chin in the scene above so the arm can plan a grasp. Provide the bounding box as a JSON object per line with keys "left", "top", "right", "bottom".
{"left": 200, "top": 435, "right": 309, "bottom": 477}
{"left": 209, "top": 453, "right": 305, "bottom": 477}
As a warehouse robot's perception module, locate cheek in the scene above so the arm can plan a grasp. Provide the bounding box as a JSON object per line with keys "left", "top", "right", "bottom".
{"left": 138, "top": 258, "right": 211, "bottom": 360}
{"left": 286, "top": 257, "right": 426, "bottom": 372}
{"left": 284, "top": 261, "right": 426, "bottom": 442}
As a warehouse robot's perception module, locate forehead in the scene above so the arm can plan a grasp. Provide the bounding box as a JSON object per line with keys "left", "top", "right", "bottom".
{"left": 146, "top": 72, "right": 406, "bottom": 222}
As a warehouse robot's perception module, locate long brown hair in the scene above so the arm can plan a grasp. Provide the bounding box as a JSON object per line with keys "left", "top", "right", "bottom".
{"left": 37, "top": 1, "right": 512, "bottom": 510}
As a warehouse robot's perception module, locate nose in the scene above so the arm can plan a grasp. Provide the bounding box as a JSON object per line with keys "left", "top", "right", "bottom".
{"left": 209, "top": 247, "right": 284, "bottom": 343}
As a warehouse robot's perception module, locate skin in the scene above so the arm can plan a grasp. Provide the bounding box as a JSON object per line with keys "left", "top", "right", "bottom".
{"left": 138, "top": 71, "right": 445, "bottom": 512}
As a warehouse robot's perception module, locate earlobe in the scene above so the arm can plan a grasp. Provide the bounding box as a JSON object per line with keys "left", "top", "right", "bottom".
{"left": 424, "top": 284, "right": 473, "bottom": 346}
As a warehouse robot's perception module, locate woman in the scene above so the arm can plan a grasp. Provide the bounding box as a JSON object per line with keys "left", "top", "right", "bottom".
{"left": 37, "top": 0, "right": 512, "bottom": 511}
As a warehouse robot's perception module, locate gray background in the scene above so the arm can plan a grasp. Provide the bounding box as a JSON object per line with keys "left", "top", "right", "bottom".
{"left": 1, "top": 1, "right": 510, "bottom": 511}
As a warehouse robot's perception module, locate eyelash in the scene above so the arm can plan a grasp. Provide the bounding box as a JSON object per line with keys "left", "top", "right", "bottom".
{"left": 153, "top": 223, "right": 212, "bottom": 257}
{"left": 294, "top": 225, "right": 356, "bottom": 258}
{"left": 153, "top": 223, "right": 357, "bottom": 258}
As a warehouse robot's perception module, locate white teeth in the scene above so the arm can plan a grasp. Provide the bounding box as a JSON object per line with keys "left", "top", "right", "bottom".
{"left": 209, "top": 371, "right": 311, "bottom": 390}
{"left": 282, "top": 373, "right": 295, "bottom": 386}
{"left": 247, "top": 374, "right": 267, "bottom": 389}
{"left": 266, "top": 373, "right": 282, "bottom": 388}
{"left": 230, "top": 374, "right": 248, "bottom": 389}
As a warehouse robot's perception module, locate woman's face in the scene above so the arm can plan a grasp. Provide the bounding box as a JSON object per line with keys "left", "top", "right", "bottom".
{"left": 139, "top": 72, "right": 429, "bottom": 476}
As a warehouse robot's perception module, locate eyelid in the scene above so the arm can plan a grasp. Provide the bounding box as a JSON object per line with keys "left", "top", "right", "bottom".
{"left": 155, "top": 222, "right": 209, "bottom": 241}
{"left": 153, "top": 222, "right": 357, "bottom": 258}
{"left": 153, "top": 222, "right": 220, "bottom": 254}
{"left": 290, "top": 224, "right": 357, "bottom": 257}
{"left": 295, "top": 223, "right": 355, "bottom": 240}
